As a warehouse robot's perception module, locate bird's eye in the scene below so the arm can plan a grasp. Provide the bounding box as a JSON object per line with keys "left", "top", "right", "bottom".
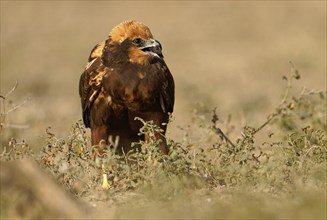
{"left": 132, "top": 38, "right": 142, "bottom": 45}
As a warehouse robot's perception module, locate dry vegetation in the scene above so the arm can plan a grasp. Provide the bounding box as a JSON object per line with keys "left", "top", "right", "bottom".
{"left": 1, "top": 1, "right": 326, "bottom": 219}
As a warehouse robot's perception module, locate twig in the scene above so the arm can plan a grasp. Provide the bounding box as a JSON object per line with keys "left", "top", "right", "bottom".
{"left": 6, "top": 97, "right": 30, "bottom": 114}
{"left": 211, "top": 108, "right": 236, "bottom": 148}
{"left": 280, "top": 61, "right": 299, "bottom": 106}
{"left": 121, "top": 147, "right": 129, "bottom": 166}
{"left": 0, "top": 123, "right": 29, "bottom": 129}
{"left": 0, "top": 81, "right": 30, "bottom": 133}
{"left": 3, "top": 80, "right": 18, "bottom": 98}
{"left": 253, "top": 117, "right": 274, "bottom": 135}
{"left": 213, "top": 127, "right": 237, "bottom": 148}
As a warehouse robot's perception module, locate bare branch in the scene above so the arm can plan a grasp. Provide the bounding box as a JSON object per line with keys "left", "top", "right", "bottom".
{"left": 6, "top": 97, "right": 30, "bottom": 114}
{"left": 0, "top": 123, "right": 30, "bottom": 129}
{"left": 211, "top": 108, "right": 237, "bottom": 148}
{"left": 4, "top": 80, "right": 19, "bottom": 98}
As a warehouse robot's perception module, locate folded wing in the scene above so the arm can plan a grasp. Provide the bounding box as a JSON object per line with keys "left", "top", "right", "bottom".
{"left": 79, "top": 42, "right": 105, "bottom": 127}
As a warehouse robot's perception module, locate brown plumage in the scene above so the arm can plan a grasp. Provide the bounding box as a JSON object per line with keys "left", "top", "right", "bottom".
{"left": 79, "top": 20, "right": 174, "bottom": 156}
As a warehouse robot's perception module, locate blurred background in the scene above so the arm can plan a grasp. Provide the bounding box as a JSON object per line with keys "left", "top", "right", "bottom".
{"left": 1, "top": 1, "right": 326, "bottom": 148}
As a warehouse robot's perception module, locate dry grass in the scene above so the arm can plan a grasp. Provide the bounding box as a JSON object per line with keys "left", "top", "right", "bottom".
{"left": 1, "top": 1, "right": 326, "bottom": 219}
{"left": 1, "top": 68, "right": 326, "bottom": 219}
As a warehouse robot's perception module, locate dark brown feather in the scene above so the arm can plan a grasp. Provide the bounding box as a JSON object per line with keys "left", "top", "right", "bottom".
{"left": 78, "top": 20, "right": 174, "bottom": 156}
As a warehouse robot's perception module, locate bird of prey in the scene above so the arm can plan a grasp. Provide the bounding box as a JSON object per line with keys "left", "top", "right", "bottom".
{"left": 79, "top": 20, "right": 174, "bottom": 156}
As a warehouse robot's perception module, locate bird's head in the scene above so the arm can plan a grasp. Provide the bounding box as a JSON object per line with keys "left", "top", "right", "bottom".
{"left": 103, "top": 20, "right": 163, "bottom": 66}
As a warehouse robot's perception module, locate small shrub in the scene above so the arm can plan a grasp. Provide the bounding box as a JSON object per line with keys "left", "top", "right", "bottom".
{"left": 1, "top": 64, "right": 326, "bottom": 218}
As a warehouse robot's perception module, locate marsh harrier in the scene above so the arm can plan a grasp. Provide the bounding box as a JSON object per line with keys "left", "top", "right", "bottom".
{"left": 79, "top": 20, "right": 174, "bottom": 156}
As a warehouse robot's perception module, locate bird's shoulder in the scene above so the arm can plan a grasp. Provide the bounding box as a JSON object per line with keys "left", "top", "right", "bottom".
{"left": 79, "top": 42, "right": 108, "bottom": 127}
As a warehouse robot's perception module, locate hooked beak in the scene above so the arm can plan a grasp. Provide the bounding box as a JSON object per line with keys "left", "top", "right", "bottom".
{"left": 140, "top": 39, "right": 161, "bottom": 51}
{"left": 140, "top": 39, "right": 163, "bottom": 58}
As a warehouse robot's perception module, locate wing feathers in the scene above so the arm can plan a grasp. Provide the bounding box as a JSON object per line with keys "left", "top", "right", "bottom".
{"left": 159, "top": 65, "right": 175, "bottom": 113}
{"left": 79, "top": 42, "right": 106, "bottom": 128}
